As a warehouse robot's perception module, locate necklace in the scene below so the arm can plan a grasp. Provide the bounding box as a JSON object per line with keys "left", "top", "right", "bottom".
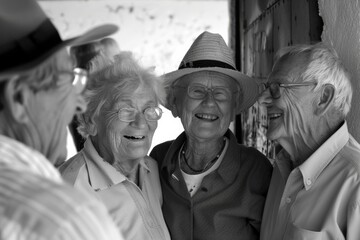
{"left": 181, "top": 138, "right": 226, "bottom": 173}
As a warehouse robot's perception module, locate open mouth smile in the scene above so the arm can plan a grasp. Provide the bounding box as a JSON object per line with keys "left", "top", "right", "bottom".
{"left": 124, "top": 135, "right": 145, "bottom": 140}
{"left": 268, "top": 113, "right": 282, "bottom": 120}
{"left": 195, "top": 113, "right": 219, "bottom": 121}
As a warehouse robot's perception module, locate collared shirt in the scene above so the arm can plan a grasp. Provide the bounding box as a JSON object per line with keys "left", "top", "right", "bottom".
{"left": 260, "top": 122, "right": 360, "bottom": 240}
{"left": 0, "top": 135, "right": 123, "bottom": 240}
{"left": 60, "top": 139, "right": 171, "bottom": 240}
{"left": 150, "top": 130, "right": 272, "bottom": 240}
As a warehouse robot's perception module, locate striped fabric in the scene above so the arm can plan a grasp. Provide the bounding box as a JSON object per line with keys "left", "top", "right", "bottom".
{"left": 0, "top": 135, "right": 124, "bottom": 240}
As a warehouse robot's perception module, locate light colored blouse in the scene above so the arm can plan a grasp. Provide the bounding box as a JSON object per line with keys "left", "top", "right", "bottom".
{"left": 60, "top": 139, "right": 171, "bottom": 240}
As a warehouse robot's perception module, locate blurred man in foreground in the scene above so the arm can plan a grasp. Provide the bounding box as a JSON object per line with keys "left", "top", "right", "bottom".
{"left": 0, "top": 0, "right": 124, "bottom": 239}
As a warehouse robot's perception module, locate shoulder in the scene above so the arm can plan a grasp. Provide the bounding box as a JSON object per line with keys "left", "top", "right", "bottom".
{"left": 0, "top": 170, "right": 120, "bottom": 240}
{"left": 232, "top": 140, "right": 272, "bottom": 170}
{"left": 151, "top": 140, "right": 174, "bottom": 154}
{"left": 150, "top": 140, "right": 174, "bottom": 165}
{"left": 59, "top": 152, "right": 87, "bottom": 185}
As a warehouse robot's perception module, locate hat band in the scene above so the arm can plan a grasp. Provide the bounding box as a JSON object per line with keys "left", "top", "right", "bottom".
{"left": 0, "top": 19, "right": 62, "bottom": 72}
{"left": 178, "top": 60, "right": 236, "bottom": 70}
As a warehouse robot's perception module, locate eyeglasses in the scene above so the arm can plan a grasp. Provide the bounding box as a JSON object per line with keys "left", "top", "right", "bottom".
{"left": 174, "top": 84, "right": 237, "bottom": 101}
{"left": 71, "top": 68, "right": 89, "bottom": 94}
{"left": 263, "top": 82, "right": 317, "bottom": 99}
{"left": 56, "top": 68, "right": 88, "bottom": 94}
{"left": 117, "top": 106, "right": 163, "bottom": 122}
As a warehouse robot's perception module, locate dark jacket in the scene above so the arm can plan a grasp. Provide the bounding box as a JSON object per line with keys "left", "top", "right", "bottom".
{"left": 150, "top": 130, "right": 273, "bottom": 240}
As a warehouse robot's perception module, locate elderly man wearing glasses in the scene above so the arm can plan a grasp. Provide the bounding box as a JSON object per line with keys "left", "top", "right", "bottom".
{"left": 259, "top": 43, "right": 360, "bottom": 240}
{"left": 60, "top": 52, "right": 171, "bottom": 240}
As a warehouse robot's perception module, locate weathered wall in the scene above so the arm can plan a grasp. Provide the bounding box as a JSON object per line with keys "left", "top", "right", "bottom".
{"left": 319, "top": 0, "right": 360, "bottom": 141}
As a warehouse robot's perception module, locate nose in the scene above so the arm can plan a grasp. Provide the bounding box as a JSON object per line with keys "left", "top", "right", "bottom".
{"left": 258, "top": 88, "right": 273, "bottom": 107}
{"left": 131, "top": 111, "right": 147, "bottom": 128}
{"left": 202, "top": 91, "right": 217, "bottom": 106}
{"left": 75, "top": 94, "right": 87, "bottom": 114}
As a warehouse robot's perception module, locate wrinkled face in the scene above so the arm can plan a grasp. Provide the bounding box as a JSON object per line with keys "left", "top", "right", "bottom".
{"left": 264, "top": 54, "right": 317, "bottom": 145}
{"left": 96, "top": 83, "right": 158, "bottom": 162}
{"left": 28, "top": 49, "right": 86, "bottom": 165}
{"left": 173, "top": 71, "right": 238, "bottom": 141}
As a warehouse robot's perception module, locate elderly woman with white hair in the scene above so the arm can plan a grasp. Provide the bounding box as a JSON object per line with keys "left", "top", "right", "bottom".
{"left": 59, "top": 52, "right": 171, "bottom": 240}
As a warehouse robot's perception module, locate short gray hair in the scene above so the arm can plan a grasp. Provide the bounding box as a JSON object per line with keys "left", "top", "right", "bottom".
{"left": 276, "top": 43, "right": 353, "bottom": 117}
{"left": 77, "top": 51, "right": 166, "bottom": 138}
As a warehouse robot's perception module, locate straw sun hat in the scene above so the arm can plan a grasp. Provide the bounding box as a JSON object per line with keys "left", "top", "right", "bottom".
{"left": 0, "top": 0, "right": 118, "bottom": 75}
{"left": 164, "top": 31, "right": 259, "bottom": 113}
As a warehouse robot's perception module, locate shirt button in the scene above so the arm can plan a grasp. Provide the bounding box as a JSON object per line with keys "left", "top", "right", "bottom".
{"left": 306, "top": 178, "right": 312, "bottom": 185}
{"left": 286, "top": 197, "right": 291, "bottom": 203}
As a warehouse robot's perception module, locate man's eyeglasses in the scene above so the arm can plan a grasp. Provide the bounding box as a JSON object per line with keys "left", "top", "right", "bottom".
{"left": 71, "top": 68, "right": 88, "bottom": 94}
{"left": 117, "top": 106, "right": 163, "bottom": 122}
{"left": 174, "top": 84, "right": 237, "bottom": 101}
{"left": 263, "top": 82, "right": 317, "bottom": 99}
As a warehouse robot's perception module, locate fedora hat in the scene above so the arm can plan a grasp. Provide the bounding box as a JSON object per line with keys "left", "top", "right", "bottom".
{"left": 0, "top": 0, "right": 118, "bottom": 75}
{"left": 164, "top": 31, "right": 259, "bottom": 113}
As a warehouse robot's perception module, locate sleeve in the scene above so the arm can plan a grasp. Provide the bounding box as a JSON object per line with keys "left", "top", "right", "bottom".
{"left": 346, "top": 184, "right": 360, "bottom": 240}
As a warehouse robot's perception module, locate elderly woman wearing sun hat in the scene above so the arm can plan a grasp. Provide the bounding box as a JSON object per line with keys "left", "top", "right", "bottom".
{"left": 150, "top": 31, "right": 272, "bottom": 240}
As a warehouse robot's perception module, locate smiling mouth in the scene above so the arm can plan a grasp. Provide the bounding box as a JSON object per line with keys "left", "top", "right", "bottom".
{"left": 124, "top": 135, "right": 145, "bottom": 140}
{"left": 195, "top": 113, "right": 219, "bottom": 121}
{"left": 268, "top": 113, "right": 282, "bottom": 120}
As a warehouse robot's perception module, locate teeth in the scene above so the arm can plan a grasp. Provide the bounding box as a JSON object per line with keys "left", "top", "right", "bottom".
{"left": 195, "top": 113, "right": 218, "bottom": 120}
{"left": 268, "top": 113, "right": 282, "bottom": 120}
{"left": 124, "top": 135, "right": 145, "bottom": 140}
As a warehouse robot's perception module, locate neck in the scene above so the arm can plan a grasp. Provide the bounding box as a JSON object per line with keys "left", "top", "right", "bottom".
{"left": 182, "top": 137, "right": 225, "bottom": 172}
{"left": 280, "top": 118, "right": 341, "bottom": 168}
{"left": 90, "top": 135, "right": 141, "bottom": 181}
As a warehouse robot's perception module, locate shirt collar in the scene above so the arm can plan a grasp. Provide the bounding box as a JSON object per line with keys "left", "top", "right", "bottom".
{"left": 83, "top": 139, "right": 150, "bottom": 190}
{"left": 299, "top": 121, "right": 349, "bottom": 190}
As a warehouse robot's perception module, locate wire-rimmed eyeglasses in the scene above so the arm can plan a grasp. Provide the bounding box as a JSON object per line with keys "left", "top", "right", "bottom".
{"left": 56, "top": 68, "right": 88, "bottom": 94}
{"left": 263, "top": 82, "right": 317, "bottom": 99}
{"left": 71, "top": 68, "right": 88, "bottom": 94}
{"left": 173, "top": 84, "right": 237, "bottom": 101}
{"left": 116, "top": 106, "right": 163, "bottom": 122}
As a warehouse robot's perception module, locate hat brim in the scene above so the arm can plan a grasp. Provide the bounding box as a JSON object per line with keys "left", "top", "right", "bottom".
{"left": 163, "top": 67, "right": 259, "bottom": 114}
{"left": 1, "top": 24, "right": 118, "bottom": 75}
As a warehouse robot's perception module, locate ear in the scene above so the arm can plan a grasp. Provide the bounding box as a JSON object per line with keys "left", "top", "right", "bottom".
{"left": 3, "top": 79, "right": 31, "bottom": 123}
{"left": 171, "top": 103, "right": 179, "bottom": 118}
{"left": 87, "top": 115, "right": 98, "bottom": 136}
{"left": 166, "top": 90, "right": 179, "bottom": 118}
{"left": 315, "top": 84, "right": 335, "bottom": 116}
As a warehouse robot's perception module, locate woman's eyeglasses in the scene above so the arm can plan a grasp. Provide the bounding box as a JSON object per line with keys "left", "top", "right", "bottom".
{"left": 263, "top": 82, "right": 317, "bottom": 99}
{"left": 117, "top": 106, "right": 163, "bottom": 122}
{"left": 174, "top": 84, "right": 237, "bottom": 101}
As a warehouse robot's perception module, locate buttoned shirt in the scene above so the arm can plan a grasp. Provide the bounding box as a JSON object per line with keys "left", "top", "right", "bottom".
{"left": 260, "top": 122, "right": 360, "bottom": 240}
{"left": 60, "top": 139, "right": 171, "bottom": 240}
{"left": 0, "top": 135, "right": 123, "bottom": 240}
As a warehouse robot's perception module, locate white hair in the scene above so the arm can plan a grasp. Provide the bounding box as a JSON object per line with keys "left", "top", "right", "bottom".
{"left": 276, "top": 43, "right": 353, "bottom": 117}
{"left": 77, "top": 51, "right": 166, "bottom": 138}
